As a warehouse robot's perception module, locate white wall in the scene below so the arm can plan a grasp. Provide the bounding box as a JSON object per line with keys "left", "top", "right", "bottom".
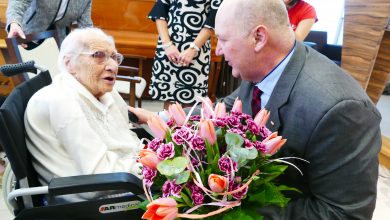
{"left": 305, "top": 0, "right": 344, "bottom": 45}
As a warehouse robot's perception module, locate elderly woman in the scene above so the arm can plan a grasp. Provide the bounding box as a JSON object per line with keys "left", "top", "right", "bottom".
{"left": 24, "top": 28, "right": 141, "bottom": 201}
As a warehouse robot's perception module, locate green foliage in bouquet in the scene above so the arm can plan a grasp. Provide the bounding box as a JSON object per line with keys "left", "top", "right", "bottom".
{"left": 139, "top": 98, "right": 306, "bottom": 220}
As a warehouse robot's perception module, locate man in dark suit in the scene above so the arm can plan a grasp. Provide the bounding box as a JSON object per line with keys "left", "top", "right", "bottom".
{"left": 129, "top": 0, "right": 382, "bottom": 218}
{"left": 215, "top": 0, "right": 381, "bottom": 219}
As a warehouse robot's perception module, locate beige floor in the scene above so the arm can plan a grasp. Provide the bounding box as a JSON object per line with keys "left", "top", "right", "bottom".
{"left": 1, "top": 98, "right": 390, "bottom": 219}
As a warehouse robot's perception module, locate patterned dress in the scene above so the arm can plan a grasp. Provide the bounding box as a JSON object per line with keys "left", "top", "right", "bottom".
{"left": 148, "top": 0, "right": 222, "bottom": 104}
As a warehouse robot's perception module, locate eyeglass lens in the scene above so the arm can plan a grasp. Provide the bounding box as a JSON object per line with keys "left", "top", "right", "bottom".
{"left": 92, "top": 51, "right": 123, "bottom": 65}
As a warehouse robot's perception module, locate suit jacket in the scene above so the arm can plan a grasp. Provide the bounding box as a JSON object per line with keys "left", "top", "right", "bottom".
{"left": 223, "top": 41, "right": 382, "bottom": 219}
{"left": 6, "top": 0, "right": 93, "bottom": 42}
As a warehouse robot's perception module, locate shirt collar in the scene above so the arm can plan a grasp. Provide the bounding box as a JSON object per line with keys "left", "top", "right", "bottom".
{"left": 256, "top": 42, "right": 296, "bottom": 107}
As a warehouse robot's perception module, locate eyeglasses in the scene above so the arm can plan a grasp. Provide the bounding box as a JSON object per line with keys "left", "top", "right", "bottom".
{"left": 79, "top": 51, "right": 124, "bottom": 65}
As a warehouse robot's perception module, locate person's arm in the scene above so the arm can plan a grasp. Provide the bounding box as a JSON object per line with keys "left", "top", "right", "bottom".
{"left": 76, "top": 0, "right": 93, "bottom": 28}
{"left": 294, "top": 18, "right": 316, "bottom": 41}
{"left": 5, "top": 0, "right": 32, "bottom": 38}
{"left": 156, "top": 19, "right": 181, "bottom": 64}
{"left": 258, "top": 100, "right": 381, "bottom": 219}
{"left": 178, "top": 28, "right": 213, "bottom": 66}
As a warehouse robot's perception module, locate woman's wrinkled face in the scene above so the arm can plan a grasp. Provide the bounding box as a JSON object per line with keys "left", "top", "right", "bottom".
{"left": 68, "top": 35, "right": 119, "bottom": 98}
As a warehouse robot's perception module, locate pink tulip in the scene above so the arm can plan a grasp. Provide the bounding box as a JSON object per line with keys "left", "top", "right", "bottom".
{"left": 202, "top": 97, "right": 214, "bottom": 119}
{"left": 208, "top": 174, "right": 228, "bottom": 193}
{"left": 254, "top": 108, "right": 270, "bottom": 127}
{"left": 262, "top": 132, "right": 286, "bottom": 155}
{"left": 231, "top": 97, "right": 242, "bottom": 113}
{"left": 214, "top": 102, "right": 227, "bottom": 118}
{"left": 142, "top": 198, "right": 178, "bottom": 220}
{"left": 139, "top": 149, "right": 161, "bottom": 170}
{"left": 168, "top": 103, "right": 187, "bottom": 126}
{"left": 198, "top": 119, "right": 217, "bottom": 145}
{"left": 147, "top": 115, "right": 169, "bottom": 139}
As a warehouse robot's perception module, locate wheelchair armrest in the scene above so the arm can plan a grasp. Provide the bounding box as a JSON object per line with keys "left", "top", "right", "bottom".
{"left": 48, "top": 172, "right": 144, "bottom": 196}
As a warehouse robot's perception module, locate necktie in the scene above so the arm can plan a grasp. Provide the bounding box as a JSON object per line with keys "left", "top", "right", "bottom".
{"left": 251, "top": 86, "right": 262, "bottom": 117}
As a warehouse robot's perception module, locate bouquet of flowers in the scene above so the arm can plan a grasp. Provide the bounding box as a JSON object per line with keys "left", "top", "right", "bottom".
{"left": 139, "top": 98, "right": 303, "bottom": 220}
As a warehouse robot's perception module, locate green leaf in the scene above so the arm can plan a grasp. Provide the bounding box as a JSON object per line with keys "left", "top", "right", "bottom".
{"left": 248, "top": 182, "right": 290, "bottom": 208}
{"left": 219, "top": 207, "right": 263, "bottom": 220}
{"left": 180, "top": 191, "right": 193, "bottom": 207}
{"left": 138, "top": 199, "right": 149, "bottom": 211}
{"left": 225, "top": 132, "right": 244, "bottom": 148}
{"left": 174, "top": 170, "right": 190, "bottom": 184}
{"left": 157, "top": 157, "right": 188, "bottom": 176}
{"left": 229, "top": 146, "right": 258, "bottom": 167}
{"left": 277, "top": 185, "right": 302, "bottom": 193}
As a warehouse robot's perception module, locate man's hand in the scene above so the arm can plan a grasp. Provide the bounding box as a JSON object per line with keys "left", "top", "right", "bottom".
{"left": 128, "top": 106, "right": 155, "bottom": 124}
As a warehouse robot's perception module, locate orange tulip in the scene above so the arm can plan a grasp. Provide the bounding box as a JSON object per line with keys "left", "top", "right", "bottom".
{"left": 262, "top": 132, "right": 286, "bottom": 155}
{"left": 214, "top": 102, "right": 227, "bottom": 118}
{"left": 202, "top": 97, "right": 214, "bottom": 119}
{"left": 198, "top": 119, "right": 217, "bottom": 145}
{"left": 208, "top": 174, "right": 228, "bottom": 193}
{"left": 231, "top": 97, "right": 242, "bottom": 113}
{"left": 142, "top": 198, "right": 178, "bottom": 220}
{"left": 139, "top": 149, "right": 161, "bottom": 170}
{"left": 147, "top": 115, "right": 169, "bottom": 139}
{"left": 168, "top": 103, "right": 187, "bottom": 126}
{"left": 254, "top": 108, "right": 270, "bottom": 127}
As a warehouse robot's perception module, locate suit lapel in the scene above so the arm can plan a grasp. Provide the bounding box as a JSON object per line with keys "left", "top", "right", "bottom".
{"left": 265, "top": 41, "right": 307, "bottom": 132}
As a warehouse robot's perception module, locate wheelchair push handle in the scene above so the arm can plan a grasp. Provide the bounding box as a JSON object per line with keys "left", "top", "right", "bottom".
{"left": 0, "top": 61, "right": 48, "bottom": 77}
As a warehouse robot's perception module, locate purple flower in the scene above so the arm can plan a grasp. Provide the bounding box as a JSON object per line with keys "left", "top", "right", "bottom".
{"left": 162, "top": 180, "right": 171, "bottom": 197}
{"left": 239, "top": 113, "right": 251, "bottom": 120}
{"left": 244, "top": 139, "right": 254, "bottom": 149}
{"left": 191, "top": 136, "right": 205, "bottom": 151}
{"left": 148, "top": 138, "right": 163, "bottom": 151}
{"left": 227, "top": 116, "right": 241, "bottom": 127}
{"left": 187, "top": 182, "right": 201, "bottom": 193}
{"left": 228, "top": 128, "right": 245, "bottom": 137}
{"left": 253, "top": 141, "right": 266, "bottom": 152}
{"left": 189, "top": 115, "right": 201, "bottom": 121}
{"left": 191, "top": 157, "right": 201, "bottom": 168}
{"left": 229, "top": 182, "right": 248, "bottom": 200}
{"left": 218, "top": 156, "right": 238, "bottom": 173}
{"left": 231, "top": 111, "right": 242, "bottom": 117}
{"left": 259, "top": 126, "right": 272, "bottom": 140}
{"left": 142, "top": 166, "right": 157, "bottom": 186}
{"left": 162, "top": 180, "right": 183, "bottom": 198}
{"left": 246, "top": 119, "right": 259, "bottom": 135}
{"left": 157, "top": 143, "right": 175, "bottom": 160}
{"left": 167, "top": 118, "right": 175, "bottom": 127}
{"left": 172, "top": 127, "right": 194, "bottom": 145}
{"left": 214, "top": 119, "right": 227, "bottom": 128}
{"left": 192, "top": 191, "right": 205, "bottom": 205}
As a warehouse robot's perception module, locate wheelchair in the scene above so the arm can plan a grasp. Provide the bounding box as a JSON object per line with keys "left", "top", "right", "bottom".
{"left": 0, "top": 61, "right": 148, "bottom": 219}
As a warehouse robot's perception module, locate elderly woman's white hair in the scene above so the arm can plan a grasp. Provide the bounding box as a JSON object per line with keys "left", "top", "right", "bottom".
{"left": 57, "top": 27, "right": 115, "bottom": 73}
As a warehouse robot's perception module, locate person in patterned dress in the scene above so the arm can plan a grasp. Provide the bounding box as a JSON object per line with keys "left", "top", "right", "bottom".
{"left": 148, "top": 0, "right": 222, "bottom": 109}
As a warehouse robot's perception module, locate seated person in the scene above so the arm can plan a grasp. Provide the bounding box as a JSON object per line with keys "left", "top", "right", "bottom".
{"left": 24, "top": 27, "right": 141, "bottom": 202}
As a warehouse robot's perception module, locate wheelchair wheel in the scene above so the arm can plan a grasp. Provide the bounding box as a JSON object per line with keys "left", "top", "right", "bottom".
{"left": 2, "top": 163, "right": 16, "bottom": 214}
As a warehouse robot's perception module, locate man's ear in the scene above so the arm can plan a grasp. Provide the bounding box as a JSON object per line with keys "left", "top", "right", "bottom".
{"left": 253, "top": 25, "right": 268, "bottom": 52}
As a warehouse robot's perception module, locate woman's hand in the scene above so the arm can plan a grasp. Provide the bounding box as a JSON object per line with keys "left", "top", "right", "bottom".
{"left": 8, "top": 23, "right": 27, "bottom": 48}
{"left": 178, "top": 48, "right": 197, "bottom": 67}
{"left": 128, "top": 106, "right": 155, "bottom": 124}
{"left": 164, "top": 45, "right": 180, "bottom": 64}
